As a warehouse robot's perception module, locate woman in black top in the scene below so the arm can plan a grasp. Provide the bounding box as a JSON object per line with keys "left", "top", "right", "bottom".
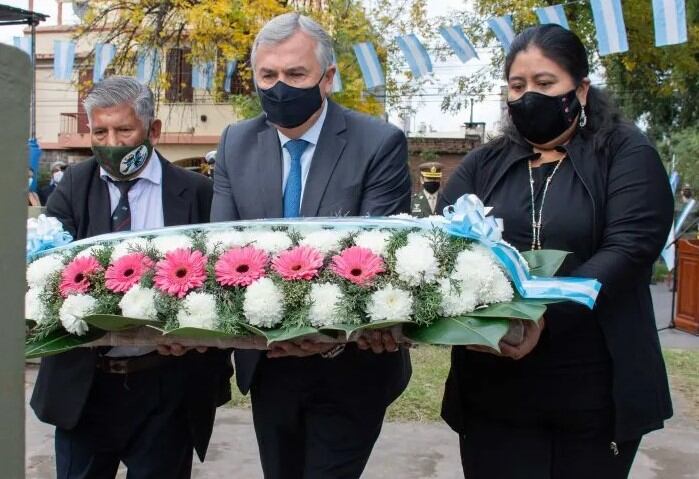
{"left": 438, "top": 25, "right": 674, "bottom": 479}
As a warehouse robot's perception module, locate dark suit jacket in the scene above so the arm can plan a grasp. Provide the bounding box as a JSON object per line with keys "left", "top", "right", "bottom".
{"left": 211, "top": 100, "right": 412, "bottom": 398}
{"left": 438, "top": 124, "right": 674, "bottom": 442}
{"left": 30, "top": 154, "right": 233, "bottom": 461}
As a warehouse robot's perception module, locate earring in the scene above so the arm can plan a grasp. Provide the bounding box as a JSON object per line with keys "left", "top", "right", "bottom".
{"left": 579, "top": 106, "right": 587, "bottom": 128}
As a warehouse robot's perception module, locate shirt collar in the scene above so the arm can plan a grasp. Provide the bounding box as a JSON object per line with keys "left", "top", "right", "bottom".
{"left": 100, "top": 149, "right": 162, "bottom": 185}
{"left": 276, "top": 99, "right": 328, "bottom": 148}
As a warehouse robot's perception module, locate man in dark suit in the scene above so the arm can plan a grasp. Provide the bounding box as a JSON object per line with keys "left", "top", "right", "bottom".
{"left": 30, "top": 76, "right": 232, "bottom": 478}
{"left": 212, "top": 13, "right": 412, "bottom": 479}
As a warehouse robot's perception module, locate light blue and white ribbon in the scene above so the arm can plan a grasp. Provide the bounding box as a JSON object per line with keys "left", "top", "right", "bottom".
{"left": 53, "top": 40, "right": 76, "bottom": 81}
{"left": 27, "top": 215, "right": 73, "bottom": 261}
{"left": 590, "top": 0, "right": 629, "bottom": 55}
{"left": 396, "top": 34, "right": 433, "bottom": 79}
{"left": 443, "top": 194, "right": 601, "bottom": 309}
{"left": 223, "top": 60, "right": 237, "bottom": 92}
{"left": 192, "top": 61, "right": 215, "bottom": 90}
{"left": 439, "top": 25, "right": 479, "bottom": 63}
{"left": 535, "top": 4, "right": 570, "bottom": 29}
{"left": 652, "top": 0, "right": 688, "bottom": 46}
{"left": 94, "top": 43, "right": 116, "bottom": 83}
{"left": 487, "top": 15, "right": 516, "bottom": 53}
{"left": 13, "top": 36, "right": 32, "bottom": 59}
{"left": 136, "top": 49, "right": 160, "bottom": 84}
{"left": 353, "top": 42, "right": 385, "bottom": 90}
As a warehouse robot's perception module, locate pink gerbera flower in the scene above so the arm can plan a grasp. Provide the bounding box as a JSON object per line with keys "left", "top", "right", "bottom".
{"left": 331, "top": 246, "right": 385, "bottom": 286}
{"left": 59, "top": 256, "right": 102, "bottom": 297}
{"left": 215, "top": 246, "right": 268, "bottom": 287}
{"left": 153, "top": 248, "right": 207, "bottom": 298}
{"left": 272, "top": 246, "right": 324, "bottom": 281}
{"left": 105, "top": 253, "right": 154, "bottom": 293}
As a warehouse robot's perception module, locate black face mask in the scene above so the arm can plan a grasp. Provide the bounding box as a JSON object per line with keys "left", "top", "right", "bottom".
{"left": 507, "top": 88, "right": 581, "bottom": 145}
{"left": 258, "top": 76, "right": 324, "bottom": 128}
{"left": 423, "top": 181, "right": 440, "bottom": 194}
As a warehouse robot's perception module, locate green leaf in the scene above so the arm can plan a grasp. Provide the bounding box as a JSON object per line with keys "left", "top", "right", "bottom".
{"left": 82, "top": 314, "right": 163, "bottom": 332}
{"left": 25, "top": 329, "right": 106, "bottom": 359}
{"left": 163, "top": 327, "right": 236, "bottom": 339}
{"left": 239, "top": 323, "right": 321, "bottom": 345}
{"left": 405, "top": 317, "right": 510, "bottom": 349}
{"left": 467, "top": 301, "right": 546, "bottom": 321}
{"left": 521, "top": 249, "right": 569, "bottom": 277}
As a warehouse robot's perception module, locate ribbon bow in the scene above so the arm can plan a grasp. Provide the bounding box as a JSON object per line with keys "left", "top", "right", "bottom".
{"left": 27, "top": 215, "right": 73, "bottom": 260}
{"left": 443, "top": 194, "right": 502, "bottom": 243}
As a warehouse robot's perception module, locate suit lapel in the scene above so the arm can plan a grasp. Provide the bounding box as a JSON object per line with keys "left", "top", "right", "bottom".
{"left": 301, "top": 101, "right": 347, "bottom": 217}
{"left": 160, "top": 155, "right": 190, "bottom": 227}
{"left": 257, "top": 126, "right": 284, "bottom": 218}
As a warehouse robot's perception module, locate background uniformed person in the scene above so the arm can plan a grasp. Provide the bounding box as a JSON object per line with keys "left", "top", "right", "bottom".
{"left": 411, "top": 161, "right": 442, "bottom": 217}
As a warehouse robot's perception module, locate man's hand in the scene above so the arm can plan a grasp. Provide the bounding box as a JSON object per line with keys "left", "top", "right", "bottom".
{"left": 157, "top": 343, "right": 207, "bottom": 356}
{"left": 465, "top": 317, "right": 544, "bottom": 360}
{"left": 266, "top": 340, "right": 336, "bottom": 359}
{"left": 356, "top": 329, "right": 399, "bottom": 354}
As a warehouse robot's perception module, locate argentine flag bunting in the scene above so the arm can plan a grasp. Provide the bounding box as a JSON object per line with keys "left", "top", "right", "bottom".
{"left": 331, "top": 52, "right": 343, "bottom": 93}
{"left": 94, "top": 43, "right": 116, "bottom": 83}
{"left": 439, "top": 26, "right": 479, "bottom": 63}
{"left": 589, "top": 0, "right": 629, "bottom": 55}
{"left": 652, "top": 0, "right": 688, "bottom": 47}
{"left": 353, "top": 42, "right": 385, "bottom": 90}
{"left": 535, "top": 5, "right": 570, "bottom": 30}
{"left": 487, "top": 15, "right": 516, "bottom": 53}
{"left": 53, "top": 40, "right": 76, "bottom": 81}
{"left": 396, "top": 34, "right": 433, "bottom": 79}
{"left": 192, "top": 62, "right": 215, "bottom": 90}
{"left": 136, "top": 49, "right": 160, "bottom": 85}
{"left": 223, "top": 60, "right": 237, "bottom": 92}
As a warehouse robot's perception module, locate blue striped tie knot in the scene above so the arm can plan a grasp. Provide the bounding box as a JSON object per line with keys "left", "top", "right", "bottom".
{"left": 283, "top": 139, "right": 309, "bottom": 218}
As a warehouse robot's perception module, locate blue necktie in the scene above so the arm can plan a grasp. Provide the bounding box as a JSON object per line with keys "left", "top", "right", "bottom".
{"left": 283, "top": 139, "right": 309, "bottom": 218}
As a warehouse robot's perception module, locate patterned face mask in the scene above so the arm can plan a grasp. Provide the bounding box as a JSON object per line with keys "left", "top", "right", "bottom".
{"left": 92, "top": 140, "right": 153, "bottom": 180}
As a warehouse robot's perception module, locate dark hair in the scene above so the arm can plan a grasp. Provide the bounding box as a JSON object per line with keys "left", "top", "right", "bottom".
{"left": 498, "top": 24, "right": 628, "bottom": 156}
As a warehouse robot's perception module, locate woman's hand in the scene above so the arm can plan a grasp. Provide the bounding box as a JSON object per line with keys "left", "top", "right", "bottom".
{"left": 499, "top": 317, "right": 545, "bottom": 360}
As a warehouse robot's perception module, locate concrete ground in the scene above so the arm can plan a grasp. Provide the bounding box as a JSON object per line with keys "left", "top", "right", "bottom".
{"left": 25, "top": 285, "right": 699, "bottom": 478}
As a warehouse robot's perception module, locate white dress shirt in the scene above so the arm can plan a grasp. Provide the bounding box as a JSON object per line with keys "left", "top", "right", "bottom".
{"left": 100, "top": 149, "right": 164, "bottom": 357}
{"left": 277, "top": 100, "right": 329, "bottom": 199}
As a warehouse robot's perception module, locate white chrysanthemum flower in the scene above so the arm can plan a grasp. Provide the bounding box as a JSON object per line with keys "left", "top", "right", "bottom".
{"left": 243, "top": 277, "right": 284, "bottom": 328}
{"left": 452, "top": 248, "right": 498, "bottom": 295}
{"left": 439, "top": 278, "right": 478, "bottom": 316}
{"left": 75, "top": 245, "right": 104, "bottom": 259}
{"left": 249, "top": 231, "right": 292, "bottom": 255}
{"left": 479, "top": 268, "right": 514, "bottom": 305}
{"left": 354, "top": 230, "right": 391, "bottom": 257}
{"left": 111, "top": 237, "right": 151, "bottom": 261}
{"left": 151, "top": 235, "right": 193, "bottom": 256}
{"left": 406, "top": 232, "right": 432, "bottom": 250}
{"left": 25, "top": 288, "right": 46, "bottom": 323}
{"left": 27, "top": 254, "right": 65, "bottom": 289}
{"left": 177, "top": 292, "right": 218, "bottom": 329}
{"left": 119, "top": 285, "right": 158, "bottom": 320}
{"left": 300, "top": 230, "right": 343, "bottom": 255}
{"left": 206, "top": 230, "right": 248, "bottom": 254}
{"left": 394, "top": 241, "right": 440, "bottom": 285}
{"left": 59, "top": 294, "right": 96, "bottom": 336}
{"left": 366, "top": 284, "right": 413, "bottom": 322}
{"left": 308, "top": 283, "right": 343, "bottom": 327}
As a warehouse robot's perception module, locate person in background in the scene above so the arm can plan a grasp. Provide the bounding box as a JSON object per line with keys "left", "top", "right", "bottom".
{"left": 438, "top": 24, "right": 673, "bottom": 479}
{"left": 27, "top": 167, "right": 41, "bottom": 206}
{"left": 411, "top": 161, "right": 443, "bottom": 217}
{"left": 38, "top": 160, "right": 67, "bottom": 205}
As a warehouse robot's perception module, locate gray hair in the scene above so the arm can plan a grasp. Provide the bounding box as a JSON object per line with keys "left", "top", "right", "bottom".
{"left": 251, "top": 12, "right": 335, "bottom": 74}
{"left": 83, "top": 76, "right": 155, "bottom": 129}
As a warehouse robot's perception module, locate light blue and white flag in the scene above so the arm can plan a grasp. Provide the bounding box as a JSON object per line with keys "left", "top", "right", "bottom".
{"left": 192, "top": 61, "right": 215, "bottom": 90}
{"left": 136, "top": 49, "right": 160, "bottom": 84}
{"left": 652, "top": 0, "right": 688, "bottom": 46}
{"left": 439, "top": 25, "right": 479, "bottom": 63}
{"left": 669, "top": 170, "right": 680, "bottom": 194}
{"left": 94, "top": 43, "right": 116, "bottom": 83}
{"left": 396, "top": 34, "right": 433, "bottom": 79}
{"left": 13, "top": 36, "right": 32, "bottom": 59}
{"left": 331, "top": 53, "right": 343, "bottom": 93}
{"left": 535, "top": 4, "right": 570, "bottom": 29}
{"left": 661, "top": 168, "right": 684, "bottom": 269}
{"left": 590, "top": 0, "right": 629, "bottom": 55}
{"left": 675, "top": 199, "right": 697, "bottom": 235}
{"left": 353, "top": 42, "right": 384, "bottom": 90}
{"left": 53, "top": 40, "right": 76, "bottom": 81}
{"left": 223, "top": 60, "right": 237, "bottom": 92}
{"left": 487, "top": 15, "right": 516, "bottom": 53}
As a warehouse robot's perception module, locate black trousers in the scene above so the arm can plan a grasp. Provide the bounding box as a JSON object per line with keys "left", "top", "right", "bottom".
{"left": 250, "top": 346, "right": 397, "bottom": 479}
{"left": 458, "top": 407, "right": 640, "bottom": 479}
{"left": 55, "top": 363, "right": 194, "bottom": 479}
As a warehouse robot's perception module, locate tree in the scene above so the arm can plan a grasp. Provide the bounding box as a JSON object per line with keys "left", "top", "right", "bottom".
{"left": 75, "top": 0, "right": 434, "bottom": 118}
